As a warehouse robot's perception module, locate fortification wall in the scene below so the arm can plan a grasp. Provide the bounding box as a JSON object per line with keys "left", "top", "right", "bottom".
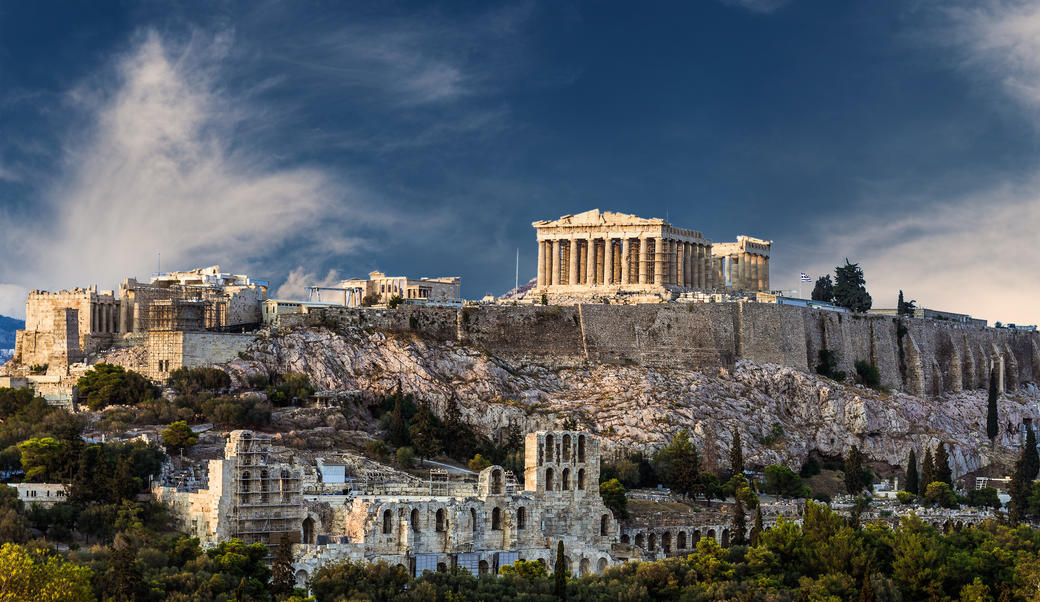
{"left": 283, "top": 303, "right": 1039, "bottom": 394}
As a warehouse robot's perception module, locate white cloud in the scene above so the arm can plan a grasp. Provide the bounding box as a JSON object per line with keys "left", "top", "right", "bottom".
{"left": 0, "top": 30, "right": 372, "bottom": 316}
{"left": 274, "top": 267, "right": 342, "bottom": 300}
{"left": 0, "top": 284, "right": 27, "bottom": 319}
{"left": 791, "top": 1, "right": 1040, "bottom": 327}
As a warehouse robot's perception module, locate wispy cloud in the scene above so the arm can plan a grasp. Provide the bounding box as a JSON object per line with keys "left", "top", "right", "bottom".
{"left": 800, "top": 1, "right": 1040, "bottom": 326}
{"left": 0, "top": 30, "right": 368, "bottom": 315}
{"left": 274, "top": 267, "right": 342, "bottom": 300}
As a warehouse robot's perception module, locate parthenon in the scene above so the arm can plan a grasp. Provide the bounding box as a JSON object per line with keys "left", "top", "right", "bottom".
{"left": 533, "top": 209, "right": 771, "bottom": 296}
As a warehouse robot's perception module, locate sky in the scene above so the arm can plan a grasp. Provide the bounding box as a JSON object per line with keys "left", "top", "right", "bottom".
{"left": 1, "top": 0, "right": 1039, "bottom": 325}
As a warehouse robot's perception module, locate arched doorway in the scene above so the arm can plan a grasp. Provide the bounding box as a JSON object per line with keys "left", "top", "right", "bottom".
{"left": 677, "top": 531, "right": 687, "bottom": 550}
{"left": 580, "top": 558, "right": 591, "bottom": 576}
{"left": 662, "top": 531, "right": 671, "bottom": 554}
{"left": 597, "top": 557, "right": 608, "bottom": 573}
{"left": 302, "top": 517, "right": 315, "bottom": 544}
{"left": 721, "top": 529, "right": 730, "bottom": 547}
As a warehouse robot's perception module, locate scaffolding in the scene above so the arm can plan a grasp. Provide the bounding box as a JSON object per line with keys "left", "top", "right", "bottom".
{"left": 226, "top": 431, "right": 304, "bottom": 546}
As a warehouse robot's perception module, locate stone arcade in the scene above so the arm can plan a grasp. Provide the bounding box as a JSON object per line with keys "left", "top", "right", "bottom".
{"left": 155, "top": 430, "right": 626, "bottom": 586}
{"left": 533, "top": 209, "right": 771, "bottom": 298}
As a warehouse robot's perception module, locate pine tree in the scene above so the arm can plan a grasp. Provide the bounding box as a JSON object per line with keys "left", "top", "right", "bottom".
{"left": 729, "top": 431, "right": 744, "bottom": 478}
{"left": 844, "top": 445, "right": 864, "bottom": 495}
{"left": 554, "top": 540, "right": 567, "bottom": 599}
{"left": 751, "top": 505, "right": 764, "bottom": 546}
{"left": 897, "top": 290, "right": 905, "bottom": 315}
{"left": 389, "top": 392, "right": 410, "bottom": 448}
{"left": 270, "top": 540, "right": 296, "bottom": 600}
{"left": 833, "top": 259, "right": 872, "bottom": 312}
{"left": 811, "top": 275, "right": 835, "bottom": 303}
{"left": 905, "top": 449, "right": 919, "bottom": 495}
{"left": 1025, "top": 427, "right": 1039, "bottom": 481}
{"left": 859, "top": 561, "right": 875, "bottom": 602}
{"left": 920, "top": 447, "right": 935, "bottom": 489}
{"left": 409, "top": 401, "right": 442, "bottom": 465}
{"left": 731, "top": 497, "right": 747, "bottom": 546}
{"left": 934, "top": 443, "right": 953, "bottom": 485}
{"left": 987, "top": 370, "right": 1000, "bottom": 442}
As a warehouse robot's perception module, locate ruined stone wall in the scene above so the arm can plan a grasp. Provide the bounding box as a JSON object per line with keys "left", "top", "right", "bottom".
{"left": 145, "top": 331, "right": 257, "bottom": 380}
{"left": 280, "top": 303, "right": 1039, "bottom": 395}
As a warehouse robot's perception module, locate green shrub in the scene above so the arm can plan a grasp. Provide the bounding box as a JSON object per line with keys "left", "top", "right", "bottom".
{"left": 396, "top": 446, "right": 415, "bottom": 468}
{"left": 77, "top": 363, "right": 158, "bottom": 410}
{"left": 854, "top": 360, "right": 882, "bottom": 389}
{"left": 897, "top": 490, "right": 916, "bottom": 505}
{"left": 266, "top": 373, "right": 315, "bottom": 406}
{"left": 815, "top": 349, "right": 846, "bottom": 381}
{"left": 387, "top": 295, "right": 403, "bottom": 309}
{"left": 167, "top": 366, "right": 231, "bottom": 394}
{"left": 365, "top": 440, "right": 390, "bottom": 459}
{"left": 764, "top": 465, "right": 809, "bottom": 498}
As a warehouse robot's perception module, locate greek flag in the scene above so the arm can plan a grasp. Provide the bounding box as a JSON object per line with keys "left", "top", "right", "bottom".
{"left": 799, "top": 272, "right": 812, "bottom": 282}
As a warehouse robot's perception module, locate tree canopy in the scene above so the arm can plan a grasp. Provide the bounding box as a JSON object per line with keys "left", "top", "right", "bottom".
{"left": 76, "top": 363, "right": 157, "bottom": 411}
{"left": 833, "top": 260, "right": 872, "bottom": 312}
{"left": 811, "top": 275, "right": 834, "bottom": 303}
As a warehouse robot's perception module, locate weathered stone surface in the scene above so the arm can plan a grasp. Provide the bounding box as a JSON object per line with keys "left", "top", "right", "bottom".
{"left": 221, "top": 324, "right": 1040, "bottom": 479}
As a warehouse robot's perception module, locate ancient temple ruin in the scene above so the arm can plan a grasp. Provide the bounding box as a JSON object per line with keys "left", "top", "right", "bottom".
{"left": 532, "top": 209, "right": 771, "bottom": 296}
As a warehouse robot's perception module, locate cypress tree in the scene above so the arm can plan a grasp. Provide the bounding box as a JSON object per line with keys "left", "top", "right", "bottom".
{"left": 987, "top": 370, "right": 999, "bottom": 441}
{"left": 905, "top": 449, "right": 919, "bottom": 495}
{"left": 920, "top": 447, "right": 935, "bottom": 489}
{"left": 389, "top": 393, "right": 410, "bottom": 447}
{"left": 731, "top": 497, "right": 747, "bottom": 546}
{"left": 1009, "top": 446, "right": 1032, "bottom": 524}
{"left": 844, "top": 445, "right": 864, "bottom": 495}
{"left": 554, "top": 540, "right": 567, "bottom": 599}
{"left": 833, "top": 259, "right": 872, "bottom": 312}
{"left": 897, "top": 290, "right": 905, "bottom": 316}
{"left": 751, "top": 505, "right": 764, "bottom": 546}
{"left": 730, "top": 431, "right": 744, "bottom": 478}
{"left": 1025, "top": 427, "right": 1039, "bottom": 481}
{"left": 409, "top": 401, "right": 442, "bottom": 465}
{"left": 934, "top": 443, "right": 953, "bottom": 485}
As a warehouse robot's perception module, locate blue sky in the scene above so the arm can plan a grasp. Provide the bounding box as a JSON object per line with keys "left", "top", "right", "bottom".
{"left": 1, "top": 0, "right": 1039, "bottom": 324}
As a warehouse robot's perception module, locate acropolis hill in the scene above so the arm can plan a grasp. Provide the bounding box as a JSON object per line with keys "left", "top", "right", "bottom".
{"left": 2, "top": 211, "right": 1038, "bottom": 480}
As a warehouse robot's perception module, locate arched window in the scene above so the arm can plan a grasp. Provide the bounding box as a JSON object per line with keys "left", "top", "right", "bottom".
{"left": 578, "top": 435, "right": 586, "bottom": 462}
{"left": 545, "top": 468, "right": 554, "bottom": 491}
{"left": 492, "top": 507, "right": 501, "bottom": 530}
{"left": 491, "top": 469, "right": 503, "bottom": 495}
{"left": 600, "top": 514, "right": 609, "bottom": 536}
{"left": 648, "top": 533, "right": 656, "bottom": 552}
{"left": 303, "top": 517, "right": 315, "bottom": 544}
{"left": 260, "top": 470, "right": 269, "bottom": 491}
{"left": 545, "top": 435, "right": 554, "bottom": 462}
{"left": 470, "top": 508, "right": 477, "bottom": 530}
{"left": 517, "top": 507, "right": 526, "bottom": 530}
{"left": 382, "top": 509, "right": 392, "bottom": 534}
{"left": 662, "top": 532, "right": 672, "bottom": 554}
{"left": 436, "top": 509, "right": 446, "bottom": 532}
{"left": 411, "top": 509, "right": 420, "bottom": 533}
{"left": 562, "top": 435, "right": 571, "bottom": 461}
{"left": 635, "top": 533, "right": 644, "bottom": 548}
{"left": 621, "top": 534, "right": 630, "bottom": 544}
{"left": 577, "top": 469, "right": 585, "bottom": 490}
{"left": 241, "top": 471, "right": 251, "bottom": 492}
{"left": 677, "top": 531, "right": 687, "bottom": 549}
{"left": 562, "top": 468, "right": 570, "bottom": 491}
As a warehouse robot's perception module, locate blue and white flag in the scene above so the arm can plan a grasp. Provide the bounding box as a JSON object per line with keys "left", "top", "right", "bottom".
{"left": 799, "top": 272, "right": 812, "bottom": 282}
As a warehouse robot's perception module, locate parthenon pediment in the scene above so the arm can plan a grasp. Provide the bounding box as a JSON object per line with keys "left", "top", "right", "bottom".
{"left": 532, "top": 209, "right": 665, "bottom": 228}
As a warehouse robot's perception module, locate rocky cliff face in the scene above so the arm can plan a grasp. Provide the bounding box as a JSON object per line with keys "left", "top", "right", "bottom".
{"left": 222, "top": 325, "right": 1040, "bottom": 479}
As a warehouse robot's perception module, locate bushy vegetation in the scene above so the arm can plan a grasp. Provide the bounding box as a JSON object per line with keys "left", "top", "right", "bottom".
{"left": 815, "top": 348, "right": 846, "bottom": 381}
{"left": 305, "top": 506, "right": 1040, "bottom": 601}
{"left": 166, "top": 366, "right": 230, "bottom": 395}
{"left": 854, "top": 359, "right": 882, "bottom": 389}
{"left": 76, "top": 363, "right": 158, "bottom": 410}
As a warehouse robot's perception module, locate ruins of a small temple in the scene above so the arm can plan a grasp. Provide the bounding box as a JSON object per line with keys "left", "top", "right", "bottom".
{"left": 532, "top": 209, "right": 771, "bottom": 298}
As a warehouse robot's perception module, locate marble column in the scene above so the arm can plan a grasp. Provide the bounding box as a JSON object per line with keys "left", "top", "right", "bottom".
{"left": 653, "top": 237, "right": 664, "bottom": 286}
{"left": 638, "top": 238, "right": 648, "bottom": 284}
{"left": 537, "top": 241, "right": 546, "bottom": 288}
{"left": 551, "top": 240, "right": 561, "bottom": 286}
{"left": 762, "top": 256, "right": 770, "bottom": 291}
{"left": 569, "top": 239, "right": 578, "bottom": 286}
{"left": 754, "top": 255, "right": 763, "bottom": 291}
{"left": 586, "top": 237, "right": 597, "bottom": 285}
{"left": 744, "top": 252, "right": 753, "bottom": 290}
{"left": 621, "top": 238, "right": 631, "bottom": 284}
{"left": 684, "top": 243, "right": 693, "bottom": 288}
{"left": 604, "top": 238, "right": 614, "bottom": 285}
